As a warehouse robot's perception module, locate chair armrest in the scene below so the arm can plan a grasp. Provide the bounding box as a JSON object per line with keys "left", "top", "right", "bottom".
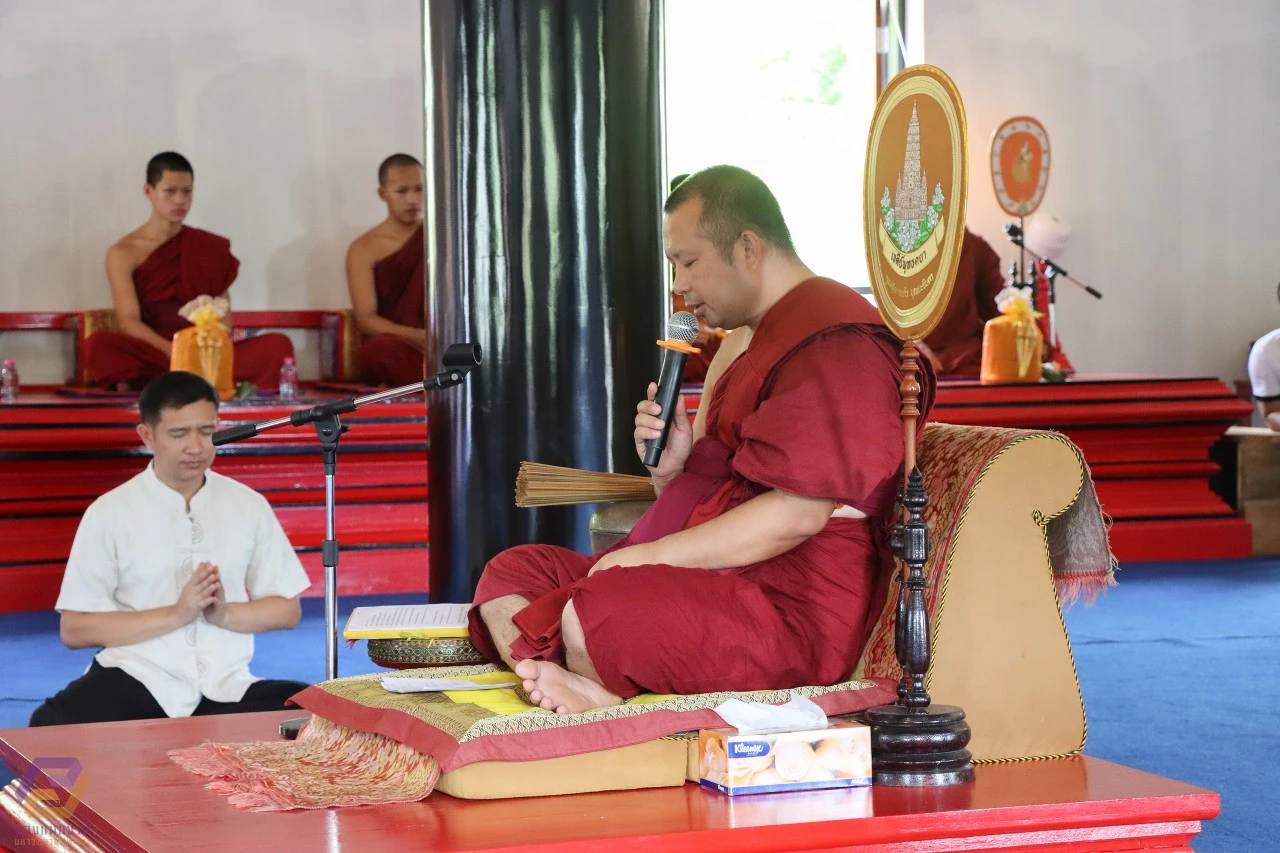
{"left": 335, "top": 309, "right": 364, "bottom": 382}
{"left": 856, "top": 422, "right": 1097, "bottom": 762}
{"left": 74, "top": 309, "right": 119, "bottom": 386}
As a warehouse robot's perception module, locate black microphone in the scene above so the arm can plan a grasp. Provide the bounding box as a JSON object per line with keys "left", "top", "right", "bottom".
{"left": 642, "top": 311, "right": 699, "bottom": 468}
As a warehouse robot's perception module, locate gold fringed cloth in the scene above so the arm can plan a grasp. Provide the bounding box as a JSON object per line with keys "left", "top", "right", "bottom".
{"left": 169, "top": 715, "right": 440, "bottom": 811}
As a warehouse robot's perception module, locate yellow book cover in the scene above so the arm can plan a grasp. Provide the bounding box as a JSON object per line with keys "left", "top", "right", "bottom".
{"left": 343, "top": 603, "right": 471, "bottom": 640}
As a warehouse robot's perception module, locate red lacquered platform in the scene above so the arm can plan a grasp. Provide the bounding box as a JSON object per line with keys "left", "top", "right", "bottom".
{"left": 0, "top": 711, "right": 1218, "bottom": 852}
{"left": 0, "top": 388, "right": 428, "bottom": 612}
{"left": 686, "top": 373, "right": 1252, "bottom": 564}
{"left": 931, "top": 374, "right": 1252, "bottom": 563}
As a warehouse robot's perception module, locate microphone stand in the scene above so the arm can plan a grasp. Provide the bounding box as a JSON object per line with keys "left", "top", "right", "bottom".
{"left": 1003, "top": 224, "right": 1103, "bottom": 363}
{"left": 211, "top": 344, "right": 480, "bottom": 737}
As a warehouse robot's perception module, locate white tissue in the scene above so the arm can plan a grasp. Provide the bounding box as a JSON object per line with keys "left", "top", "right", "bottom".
{"left": 381, "top": 677, "right": 517, "bottom": 694}
{"left": 712, "top": 694, "right": 829, "bottom": 733}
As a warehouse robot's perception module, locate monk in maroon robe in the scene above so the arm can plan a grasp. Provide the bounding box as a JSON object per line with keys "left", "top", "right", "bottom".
{"left": 83, "top": 152, "right": 293, "bottom": 390}
{"left": 920, "top": 228, "right": 1006, "bottom": 377}
{"left": 346, "top": 154, "right": 427, "bottom": 386}
{"left": 470, "top": 166, "right": 933, "bottom": 714}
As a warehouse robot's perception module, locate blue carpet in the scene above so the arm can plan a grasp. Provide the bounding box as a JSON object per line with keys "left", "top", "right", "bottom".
{"left": 1062, "top": 558, "right": 1280, "bottom": 852}
{"left": 2, "top": 562, "right": 1276, "bottom": 849}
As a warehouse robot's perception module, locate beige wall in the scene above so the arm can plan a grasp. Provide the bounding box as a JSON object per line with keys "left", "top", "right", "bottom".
{"left": 0, "top": 1, "right": 423, "bottom": 382}
{"left": 925, "top": 0, "right": 1280, "bottom": 382}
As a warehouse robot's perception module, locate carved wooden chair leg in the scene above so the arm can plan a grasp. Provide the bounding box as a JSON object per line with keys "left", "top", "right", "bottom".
{"left": 864, "top": 340, "right": 975, "bottom": 786}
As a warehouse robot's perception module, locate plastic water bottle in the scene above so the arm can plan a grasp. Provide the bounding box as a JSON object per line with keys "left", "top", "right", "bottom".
{"left": 278, "top": 357, "right": 298, "bottom": 401}
{"left": 0, "top": 360, "right": 18, "bottom": 403}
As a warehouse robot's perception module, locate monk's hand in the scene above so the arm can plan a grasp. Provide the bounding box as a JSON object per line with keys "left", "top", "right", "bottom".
{"left": 588, "top": 543, "right": 661, "bottom": 576}
{"left": 634, "top": 382, "right": 693, "bottom": 487}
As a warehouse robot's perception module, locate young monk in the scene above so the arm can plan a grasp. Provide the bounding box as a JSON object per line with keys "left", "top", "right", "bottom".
{"left": 82, "top": 152, "right": 293, "bottom": 390}
{"left": 470, "top": 165, "right": 935, "bottom": 714}
{"left": 345, "top": 153, "right": 427, "bottom": 386}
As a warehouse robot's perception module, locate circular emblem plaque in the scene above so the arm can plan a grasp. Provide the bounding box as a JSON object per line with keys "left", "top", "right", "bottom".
{"left": 990, "top": 116, "right": 1050, "bottom": 217}
{"left": 864, "top": 65, "right": 968, "bottom": 341}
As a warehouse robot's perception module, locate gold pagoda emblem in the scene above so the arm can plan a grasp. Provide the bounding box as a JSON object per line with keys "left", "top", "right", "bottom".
{"left": 863, "top": 63, "right": 968, "bottom": 340}
{"left": 879, "top": 102, "right": 947, "bottom": 270}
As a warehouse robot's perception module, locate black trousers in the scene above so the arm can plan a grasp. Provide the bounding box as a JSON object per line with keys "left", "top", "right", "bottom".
{"left": 29, "top": 660, "right": 309, "bottom": 727}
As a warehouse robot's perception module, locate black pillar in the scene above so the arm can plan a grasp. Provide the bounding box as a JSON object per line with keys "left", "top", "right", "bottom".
{"left": 424, "top": 0, "right": 666, "bottom": 603}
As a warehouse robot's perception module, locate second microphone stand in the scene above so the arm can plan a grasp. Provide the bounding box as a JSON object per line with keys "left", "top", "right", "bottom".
{"left": 1003, "top": 222, "right": 1103, "bottom": 362}
{"left": 212, "top": 343, "right": 481, "bottom": 684}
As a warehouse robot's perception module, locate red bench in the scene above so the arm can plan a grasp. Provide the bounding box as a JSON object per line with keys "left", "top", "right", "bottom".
{"left": 0, "top": 392, "right": 429, "bottom": 611}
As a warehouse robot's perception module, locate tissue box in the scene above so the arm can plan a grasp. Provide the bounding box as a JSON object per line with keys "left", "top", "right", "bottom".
{"left": 698, "top": 719, "right": 872, "bottom": 796}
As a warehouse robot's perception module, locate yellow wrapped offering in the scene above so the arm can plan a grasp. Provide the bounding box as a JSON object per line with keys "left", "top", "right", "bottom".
{"left": 171, "top": 296, "right": 234, "bottom": 400}
{"left": 980, "top": 291, "right": 1043, "bottom": 384}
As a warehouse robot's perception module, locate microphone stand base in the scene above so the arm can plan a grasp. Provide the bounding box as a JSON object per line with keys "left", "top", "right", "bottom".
{"left": 278, "top": 716, "right": 308, "bottom": 740}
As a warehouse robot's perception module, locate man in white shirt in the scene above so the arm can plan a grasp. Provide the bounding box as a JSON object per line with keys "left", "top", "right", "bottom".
{"left": 30, "top": 371, "right": 313, "bottom": 726}
{"left": 1248, "top": 327, "right": 1280, "bottom": 432}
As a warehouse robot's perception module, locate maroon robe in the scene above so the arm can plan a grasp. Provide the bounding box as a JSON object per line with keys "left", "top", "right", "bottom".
{"left": 82, "top": 227, "right": 292, "bottom": 390}
{"left": 1030, "top": 260, "right": 1075, "bottom": 371}
{"left": 468, "top": 278, "right": 936, "bottom": 698}
{"left": 355, "top": 226, "right": 426, "bottom": 386}
{"left": 922, "top": 228, "right": 1006, "bottom": 377}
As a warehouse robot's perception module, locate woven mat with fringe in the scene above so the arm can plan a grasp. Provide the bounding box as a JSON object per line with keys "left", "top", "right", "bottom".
{"left": 169, "top": 668, "right": 886, "bottom": 811}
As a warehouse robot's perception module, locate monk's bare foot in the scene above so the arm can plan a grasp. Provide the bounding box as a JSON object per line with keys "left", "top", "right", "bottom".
{"left": 514, "top": 659, "right": 621, "bottom": 715}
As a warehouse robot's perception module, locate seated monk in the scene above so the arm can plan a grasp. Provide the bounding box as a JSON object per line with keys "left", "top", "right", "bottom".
{"left": 346, "top": 154, "right": 427, "bottom": 386}
{"left": 918, "top": 227, "right": 1005, "bottom": 377}
{"left": 83, "top": 151, "right": 293, "bottom": 391}
{"left": 469, "top": 165, "right": 935, "bottom": 714}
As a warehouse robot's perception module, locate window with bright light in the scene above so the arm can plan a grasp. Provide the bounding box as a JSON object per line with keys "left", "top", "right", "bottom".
{"left": 663, "top": 2, "right": 879, "bottom": 291}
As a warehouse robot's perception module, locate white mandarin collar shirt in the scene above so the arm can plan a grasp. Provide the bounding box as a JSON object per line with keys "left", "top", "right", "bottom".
{"left": 55, "top": 463, "right": 311, "bottom": 717}
{"left": 1249, "top": 328, "right": 1280, "bottom": 402}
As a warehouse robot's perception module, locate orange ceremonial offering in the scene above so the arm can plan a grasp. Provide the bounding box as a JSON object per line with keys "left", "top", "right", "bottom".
{"left": 980, "top": 293, "right": 1043, "bottom": 385}
{"left": 171, "top": 295, "right": 234, "bottom": 400}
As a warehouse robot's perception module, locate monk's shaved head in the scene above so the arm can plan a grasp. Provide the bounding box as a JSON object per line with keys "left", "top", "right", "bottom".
{"left": 664, "top": 165, "right": 796, "bottom": 264}
{"left": 146, "top": 151, "right": 193, "bottom": 187}
{"left": 379, "top": 153, "right": 424, "bottom": 186}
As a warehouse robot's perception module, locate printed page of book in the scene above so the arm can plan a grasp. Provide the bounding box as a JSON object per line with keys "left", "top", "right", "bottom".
{"left": 343, "top": 603, "right": 471, "bottom": 639}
